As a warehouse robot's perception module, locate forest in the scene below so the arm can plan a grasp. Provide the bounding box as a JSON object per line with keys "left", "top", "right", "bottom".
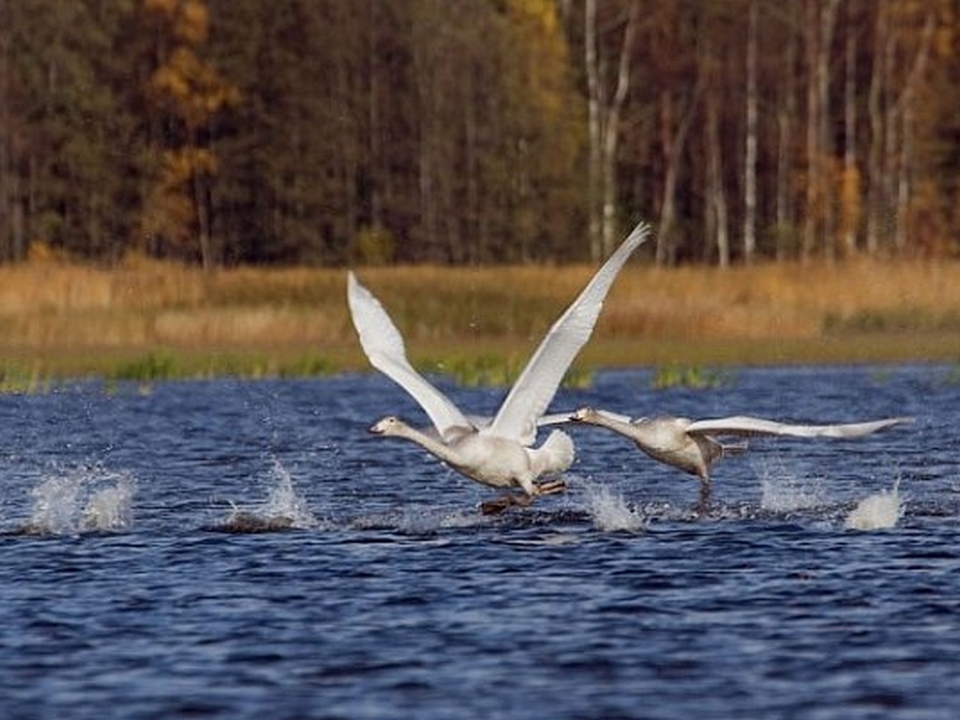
{"left": 0, "top": 0, "right": 957, "bottom": 268}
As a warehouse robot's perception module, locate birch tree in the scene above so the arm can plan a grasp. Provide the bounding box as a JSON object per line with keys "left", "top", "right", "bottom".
{"left": 584, "top": 0, "right": 638, "bottom": 260}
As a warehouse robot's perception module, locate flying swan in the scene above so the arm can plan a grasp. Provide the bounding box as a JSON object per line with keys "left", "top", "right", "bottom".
{"left": 348, "top": 221, "right": 651, "bottom": 514}
{"left": 557, "top": 408, "right": 913, "bottom": 507}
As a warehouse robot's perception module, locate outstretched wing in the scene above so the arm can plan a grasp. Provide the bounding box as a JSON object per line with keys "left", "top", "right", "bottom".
{"left": 685, "top": 415, "right": 913, "bottom": 439}
{"left": 488, "top": 221, "right": 652, "bottom": 445}
{"left": 347, "top": 272, "right": 471, "bottom": 438}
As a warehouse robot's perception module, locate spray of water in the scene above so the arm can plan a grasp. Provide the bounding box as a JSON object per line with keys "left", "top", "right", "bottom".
{"left": 82, "top": 475, "right": 136, "bottom": 532}
{"left": 844, "top": 479, "right": 903, "bottom": 531}
{"left": 221, "top": 459, "right": 318, "bottom": 531}
{"left": 26, "top": 467, "right": 136, "bottom": 536}
{"left": 582, "top": 483, "right": 646, "bottom": 533}
{"left": 757, "top": 459, "right": 831, "bottom": 513}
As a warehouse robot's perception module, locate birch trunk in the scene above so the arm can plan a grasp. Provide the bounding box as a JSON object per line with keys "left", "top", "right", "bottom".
{"left": 584, "top": 0, "right": 601, "bottom": 260}
{"left": 707, "top": 91, "right": 729, "bottom": 267}
{"left": 585, "top": 0, "right": 638, "bottom": 260}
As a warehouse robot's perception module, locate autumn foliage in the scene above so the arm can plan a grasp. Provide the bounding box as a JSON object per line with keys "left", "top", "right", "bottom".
{"left": 0, "top": 0, "right": 958, "bottom": 267}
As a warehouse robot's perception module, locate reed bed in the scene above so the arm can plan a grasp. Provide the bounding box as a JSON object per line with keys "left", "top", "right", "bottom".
{"left": 1, "top": 256, "right": 959, "bottom": 386}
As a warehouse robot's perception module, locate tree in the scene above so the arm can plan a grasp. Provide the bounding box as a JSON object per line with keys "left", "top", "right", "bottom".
{"left": 583, "top": 0, "right": 637, "bottom": 260}
{"left": 140, "top": 0, "right": 238, "bottom": 268}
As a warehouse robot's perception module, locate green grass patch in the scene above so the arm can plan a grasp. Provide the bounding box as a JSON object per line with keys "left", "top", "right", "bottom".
{"left": 650, "top": 365, "right": 730, "bottom": 390}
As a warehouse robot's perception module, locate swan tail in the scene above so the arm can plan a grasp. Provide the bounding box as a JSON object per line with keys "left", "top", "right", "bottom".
{"left": 532, "top": 429, "right": 575, "bottom": 477}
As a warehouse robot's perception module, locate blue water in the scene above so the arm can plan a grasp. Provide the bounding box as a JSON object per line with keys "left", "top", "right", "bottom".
{"left": 0, "top": 365, "right": 958, "bottom": 719}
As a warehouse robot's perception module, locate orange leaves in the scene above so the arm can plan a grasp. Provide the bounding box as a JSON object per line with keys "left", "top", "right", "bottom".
{"left": 144, "top": 0, "right": 210, "bottom": 45}
{"left": 144, "top": 0, "right": 237, "bottom": 130}
{"left": 162, "top": 147, "right": 218, "bottom": 185}
{"left": 141, "top": 0, "right": 236, "bottom": 264}
{"left": 149, "top": 46, "right": 239, "bottom": 129}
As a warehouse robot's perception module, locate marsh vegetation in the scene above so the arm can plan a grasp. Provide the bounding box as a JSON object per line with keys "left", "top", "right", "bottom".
{"left": 1, "top": 257, "right": 959, "bottom": 389}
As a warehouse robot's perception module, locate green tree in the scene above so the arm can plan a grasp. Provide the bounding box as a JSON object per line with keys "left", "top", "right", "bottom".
{"left": 0, "top": 0, "right": 141, "bottom": 261}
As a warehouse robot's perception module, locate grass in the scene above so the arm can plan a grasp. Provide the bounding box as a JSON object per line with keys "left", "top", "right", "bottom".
{"left": 1, "top": 255, "right": 960, "bottom": 389}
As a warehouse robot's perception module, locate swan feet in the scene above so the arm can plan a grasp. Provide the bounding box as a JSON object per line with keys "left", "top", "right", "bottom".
{"left": 481, "top": 493, "right": 532, "bottom": 515}
{"left": 692, "top": 477, "right": 713, "bottom": 519}
{"left": 479, "top": 479, "right": 567, "bottom": 515}
{"left": 534, "top": 478, "right": 567, "bottom": 496}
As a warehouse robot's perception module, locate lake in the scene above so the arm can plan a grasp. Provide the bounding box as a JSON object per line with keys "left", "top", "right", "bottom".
{"left": 0, "top": 365, "right": 957, "bottom": 719}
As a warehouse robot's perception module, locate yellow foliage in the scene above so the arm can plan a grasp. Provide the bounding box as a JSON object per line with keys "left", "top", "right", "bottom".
{"left": 26, "top": 240, "right": 70, "bottom": 264}
{"left": 144, "top": 0, "right": 209, "bottom": 44}
{"left": 150, "top": 46, "right": 239, "bottom": 128}
{"left": 838, "top": 164, "right": 862, "bottom": 253}
{"left": 161, "top": 147, "right": 218, "bottom": 186}
{"left": 175, "top": 0, "right": 209, "bottom": 45}
{"left": 143, "top": 0, "right": 177, "bottom": 16}
{"left": 504, "top": 0, "right": 570, "bottom": 119}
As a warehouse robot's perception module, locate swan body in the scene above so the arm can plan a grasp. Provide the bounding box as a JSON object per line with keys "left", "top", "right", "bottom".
{"left": 563, "top": 408, "right": 913, "bottom": 506}
{"left": 350, "top": 221, "right": 651, "bottom": 511}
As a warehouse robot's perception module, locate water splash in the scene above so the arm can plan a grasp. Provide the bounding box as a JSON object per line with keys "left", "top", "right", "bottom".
{"left": 25, "top": 468, "right": 136, "bottom": 536}
{"left": 81, "top": 475, "right": 136, "bottom": 532}
{"left": 219, "top": 460, "right": 318, "bottom": 532}
{"left": 758, "top": 460, "right": 831, "bottom": 513}
{"left": 582, "top": 483, "right": 645, "bottom": 533}
{"left": 845, "top": 480, "right": 903, "bottom": 531}
{"left": 261, "top": 460, "right": 317, "bottom": 526}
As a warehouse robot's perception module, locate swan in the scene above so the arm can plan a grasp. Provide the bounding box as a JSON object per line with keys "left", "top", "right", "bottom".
{"left": 348, "top": 220, "right": 651, "bottom": 513}
{"left": 559, "top": 408, "right": 913, "bottom": 507}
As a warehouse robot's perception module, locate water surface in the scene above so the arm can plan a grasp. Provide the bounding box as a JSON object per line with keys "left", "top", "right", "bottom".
{"left": 0, "top": 365, "right": 957, "bottom": 719}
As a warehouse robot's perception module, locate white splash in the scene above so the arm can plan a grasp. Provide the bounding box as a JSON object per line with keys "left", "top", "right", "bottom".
{"left": 28, "top": 475, "right": 84, "bottom": 535}
{"left": 27, "top": 468, "right": 136, "bottom": 536}
{"left": 262, "top": 461, "right": 317, "bottom": 526}
{"left": 224, "top": 460, "right": 318, "bottom": 530}
{"left": 758, "top": 461, "right": 830, "bottom": 513}
{"left": 81, "top": 474, "right": 136, "bottom": 531}
{"left": 583, "top": 483, "right": 645, "bottom": 533}
{"left": 845, "top": 480, "right": 902, "bottom": 531}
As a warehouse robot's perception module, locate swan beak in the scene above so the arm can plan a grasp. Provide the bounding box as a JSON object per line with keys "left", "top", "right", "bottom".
{"left": 368, "top": 423, "right": 385, "bottom": 435}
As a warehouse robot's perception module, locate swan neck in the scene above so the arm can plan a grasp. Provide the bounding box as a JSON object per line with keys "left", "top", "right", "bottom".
{"left": 395, "top": 423, "right": 458, "bottom": 462}
{"left": 588, "top": 412, "right": 635, "bottom": 435}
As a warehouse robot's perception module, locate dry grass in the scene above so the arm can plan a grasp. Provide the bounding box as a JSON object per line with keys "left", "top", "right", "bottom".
{"left": 1, "top": 255, "right": 959, "bottom": 384}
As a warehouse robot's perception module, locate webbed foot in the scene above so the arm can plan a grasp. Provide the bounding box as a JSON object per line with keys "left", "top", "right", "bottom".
{"left": 534, "top": 478, "right": 567, "bottom": 496}
{"left": 480, "top": 493, "right": 532, "bottom": 515}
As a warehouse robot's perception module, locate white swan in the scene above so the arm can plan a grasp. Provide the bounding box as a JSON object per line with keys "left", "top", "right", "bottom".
{"left": 348, "top": 221, "right": 651, "bottom": 513}
{"left": 560, "top": 408, "right": 913, "bottom": 507}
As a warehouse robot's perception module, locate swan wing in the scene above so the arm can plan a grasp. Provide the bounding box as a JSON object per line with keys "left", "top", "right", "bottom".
{"left": 489, "top": 221, "right": 651, "bottom": 444}
{"left": 347, "top": 272, "right": 471, "bottom": 437}
{"left": 685, "top": 415, "right": 913, "bottom": 439}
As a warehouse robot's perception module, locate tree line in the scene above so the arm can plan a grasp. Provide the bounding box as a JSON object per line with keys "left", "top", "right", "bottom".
{"left": 0, "top": 0, "right": 956, "bottom": 267}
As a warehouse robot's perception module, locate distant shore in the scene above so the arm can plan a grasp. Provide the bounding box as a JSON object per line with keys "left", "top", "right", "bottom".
{"left": 1, "top": 257, "right": 958, "bottom": 390}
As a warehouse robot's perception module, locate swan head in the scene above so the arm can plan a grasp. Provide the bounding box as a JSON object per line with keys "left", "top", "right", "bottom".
{"left": 570, "top": 407, "right": 600, "bottom": 423}
{"left": 369, "top": 416, "right": 404, "bottom": 435}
